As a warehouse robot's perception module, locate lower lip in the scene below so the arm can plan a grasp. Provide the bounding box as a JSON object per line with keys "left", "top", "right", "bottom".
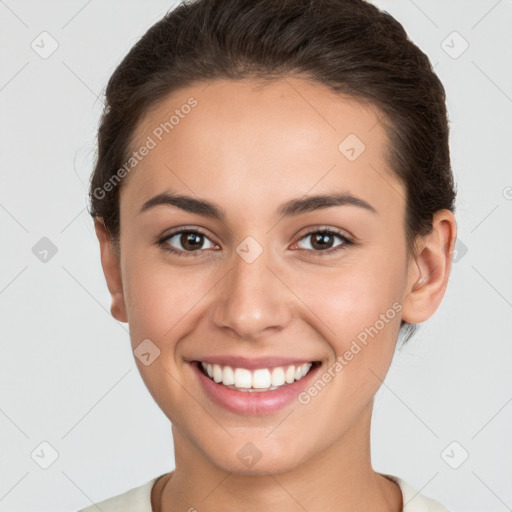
{"left": 190, "top": 362, "right": 321, "bottom": 416}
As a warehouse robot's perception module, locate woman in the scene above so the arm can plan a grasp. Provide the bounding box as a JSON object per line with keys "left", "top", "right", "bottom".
{"left": 82, "top": 0, "right": 457, "bottom": 510}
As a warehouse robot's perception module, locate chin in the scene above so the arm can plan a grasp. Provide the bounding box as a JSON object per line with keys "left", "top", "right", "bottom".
{"left": 217, "top": 454, "right": 303, "bottom": 476}
{"left": 200, "top": 436, "right": 309, "bottom": 476}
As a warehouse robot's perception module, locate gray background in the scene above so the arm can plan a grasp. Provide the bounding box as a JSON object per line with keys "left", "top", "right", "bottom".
{"left": 1, "top": 0, "right": 511, "bottom": 511}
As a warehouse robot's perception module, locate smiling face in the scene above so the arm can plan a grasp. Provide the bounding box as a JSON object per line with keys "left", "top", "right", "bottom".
{"left": 95, "top": 76, "right": 448, "bottom": 475}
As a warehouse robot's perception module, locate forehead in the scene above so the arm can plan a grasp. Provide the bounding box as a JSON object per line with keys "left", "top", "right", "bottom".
{"left": 124, "top": 77, "right": 403, "bottom": 219}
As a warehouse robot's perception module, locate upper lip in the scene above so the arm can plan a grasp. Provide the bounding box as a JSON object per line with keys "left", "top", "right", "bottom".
{"left": 190, "top": 356, "right": 319, "bottom": 370}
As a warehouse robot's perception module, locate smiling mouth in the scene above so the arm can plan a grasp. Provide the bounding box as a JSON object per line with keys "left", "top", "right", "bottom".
{"left": 196, "top": 361, "right": 321, "bottom": 392}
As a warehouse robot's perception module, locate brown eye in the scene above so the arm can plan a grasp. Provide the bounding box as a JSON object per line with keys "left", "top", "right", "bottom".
{"left": 159, "top": 229, "right": 216, "bottom": 255}
{"left": 309, "top": 232, "right": 336, "bottom": 250}
{"left": 179, "top": 232, "right": 204, "bottom": 251}
{"left": 295, "top": 228, "right": 353, "bottom": 255}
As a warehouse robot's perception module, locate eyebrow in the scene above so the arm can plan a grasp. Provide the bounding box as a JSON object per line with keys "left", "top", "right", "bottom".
{"left": 138, "top": 190, "right": 377, "bottom": 219}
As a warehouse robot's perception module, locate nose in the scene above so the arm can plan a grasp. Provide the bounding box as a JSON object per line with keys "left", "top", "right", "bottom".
{"left": 211, "top": 246, "right": 293, "bottom": 341}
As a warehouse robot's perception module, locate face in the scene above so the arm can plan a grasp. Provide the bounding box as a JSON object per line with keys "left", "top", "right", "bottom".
{"left": 96, "top": 76, "right": 450, "bottom": 475}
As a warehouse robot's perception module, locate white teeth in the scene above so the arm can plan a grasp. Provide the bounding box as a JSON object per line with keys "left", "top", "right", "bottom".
{"left": 222, "top": 365, "right": 235, "bottom": 385}
{"left": 213, "top": 364, "right": 223, "bottom": 383}
{"left": 253, "top": 369, "right": 271, "bottom": 389}
{"left": 285, "top": 365, "right": 295, "bottom": 384}
{"left": 271, "top": 367, "right": 285, "bottom": 386}
{"left": 200, "top": 361, "right": 314, "bottom": 391}
{"left": 234, "top": 368, "right": 252, "bottom": 388}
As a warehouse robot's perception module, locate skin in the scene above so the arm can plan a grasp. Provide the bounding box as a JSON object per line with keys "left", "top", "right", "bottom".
{"left": 95, "top": 76, "right": 457, "bottom": 512}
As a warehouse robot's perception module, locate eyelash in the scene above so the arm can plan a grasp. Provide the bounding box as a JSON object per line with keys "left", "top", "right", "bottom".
{"left": 156, "top": 226, "right": 353, "bottom": 258}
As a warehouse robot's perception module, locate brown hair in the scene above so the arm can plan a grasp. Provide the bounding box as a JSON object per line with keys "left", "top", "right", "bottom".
{"left": 88, "top": 0, "right": 457, "bottom": 343}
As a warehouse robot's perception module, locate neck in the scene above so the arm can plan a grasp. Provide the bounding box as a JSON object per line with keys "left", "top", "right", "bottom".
{"left": 156, "top": 403, "right": 402, "bottom": 512}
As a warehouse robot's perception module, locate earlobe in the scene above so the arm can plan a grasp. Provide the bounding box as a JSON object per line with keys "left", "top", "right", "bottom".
{"left": 401, "top": 210, "right": 457, "bottom": 325}
{"left": 94, "top": 218, "right": 128, "bottom": 323}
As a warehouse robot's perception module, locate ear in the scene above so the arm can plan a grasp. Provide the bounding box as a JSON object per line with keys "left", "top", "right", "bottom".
{"left": 401, "top": 209, "right": 457, "bottom": 324}
{"left": 94, "top": 217, "right": 128, "bottom": 323}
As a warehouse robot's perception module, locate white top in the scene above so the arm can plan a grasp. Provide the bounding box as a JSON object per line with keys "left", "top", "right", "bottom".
{"left": 78, "top": 473, "right": 451, "bottom": 511}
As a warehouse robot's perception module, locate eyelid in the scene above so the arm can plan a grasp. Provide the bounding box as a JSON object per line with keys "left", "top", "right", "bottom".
{"left": 158, "top": 225, "right": 216, "bottom": 243}
{"left": 294, "top": 224, "right": 353, "bottom": 242}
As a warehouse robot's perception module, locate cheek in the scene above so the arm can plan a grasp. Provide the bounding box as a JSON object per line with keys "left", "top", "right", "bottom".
{"left": 120, "top": 253, "right": 213, "bottom": 418}
{"left": 300, "top": 258, "right": 403, "bottom": 338}
{"left": 290, "top": 263, "right": 402, "bottom": 425}
{"left": 121, "top": 247, "right": 232, "bottom": 387}
{"left": 123, "top": 259, "right": 208, "bottom": 344}
{"left": 293, "top": 254, "right": 404, "bottom": 382}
